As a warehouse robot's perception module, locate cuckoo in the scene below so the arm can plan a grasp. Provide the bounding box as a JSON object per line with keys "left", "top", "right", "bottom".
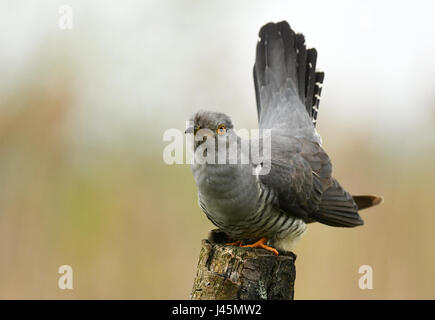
{"left": 186, "top": 21, "right": 382, "bottom": 255}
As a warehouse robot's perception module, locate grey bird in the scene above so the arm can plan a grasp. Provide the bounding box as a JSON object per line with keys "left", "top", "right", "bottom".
{"left": 187, "top": 21, "right": 382, "bottom": 255}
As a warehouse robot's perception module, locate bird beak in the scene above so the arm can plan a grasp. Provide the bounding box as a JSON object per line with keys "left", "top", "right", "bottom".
{"left": 185, "top": 126, "right": 194, "bottom": 134}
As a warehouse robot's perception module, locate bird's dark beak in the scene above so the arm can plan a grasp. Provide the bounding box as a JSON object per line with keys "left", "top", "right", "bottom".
{"left": 185, "top": 126, "right": 194, "bottom": 134}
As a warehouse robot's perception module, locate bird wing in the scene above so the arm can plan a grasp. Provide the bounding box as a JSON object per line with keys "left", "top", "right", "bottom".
{"left": 254, "top": 22, "right": 363, "bottom": 226}
{"left": 260, "top": 135, "right": 330, "bottom": 219}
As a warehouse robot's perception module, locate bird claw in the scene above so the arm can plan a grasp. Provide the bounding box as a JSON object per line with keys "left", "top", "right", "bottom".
{"left": 225, "top": 240, "right": 243, "bottom": 247}
{"left": 241, "top": 237, "right": 279, "bottom": 256}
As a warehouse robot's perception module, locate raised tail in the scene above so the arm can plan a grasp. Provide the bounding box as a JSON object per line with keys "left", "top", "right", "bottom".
{"left": 253, "top": 21, "right": 325, "bottom": 126}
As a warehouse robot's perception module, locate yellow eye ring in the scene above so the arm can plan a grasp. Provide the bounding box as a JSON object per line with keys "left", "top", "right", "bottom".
{"left": 216, "top": 124, "right": 226, "bottom": 135}
{"left": 194, "top": 126, "right": 201, "bottom": 134}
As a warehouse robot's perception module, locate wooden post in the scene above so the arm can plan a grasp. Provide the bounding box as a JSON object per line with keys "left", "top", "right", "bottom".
{"left": 190, "top": 230, "right": 296, "bottom": 300}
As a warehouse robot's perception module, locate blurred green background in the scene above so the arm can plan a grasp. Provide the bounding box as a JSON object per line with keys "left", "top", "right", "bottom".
{"left": 1, "top": 0, "right": 435, "bottom": 299}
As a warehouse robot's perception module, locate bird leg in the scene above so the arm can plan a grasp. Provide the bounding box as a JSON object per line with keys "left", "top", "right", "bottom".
{"left": 225, "top": 240, "right": 243, "bottom": 247}
{"left": 241, "top": 237, "right": 279, "bottom": 256}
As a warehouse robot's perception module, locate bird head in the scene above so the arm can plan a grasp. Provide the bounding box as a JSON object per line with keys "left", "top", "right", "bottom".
{"left": 186, "top": 110, "right": 234, "bottom": 150}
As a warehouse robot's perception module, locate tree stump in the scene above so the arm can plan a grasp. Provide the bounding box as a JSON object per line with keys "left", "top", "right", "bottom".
{"left": 190, "top": 229, "right": 296, "bottom": 300}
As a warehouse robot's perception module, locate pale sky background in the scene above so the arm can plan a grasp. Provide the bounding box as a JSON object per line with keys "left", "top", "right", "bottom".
{"left": 1, "top": 1, "right": 435, "bottom": 147}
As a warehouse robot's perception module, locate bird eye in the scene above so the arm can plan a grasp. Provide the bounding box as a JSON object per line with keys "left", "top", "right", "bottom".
{"left": 194, "top": 125, "right": 201, "bottom": 134}
{"left": 216, "top": 124, "right": 226, "bottom": 135}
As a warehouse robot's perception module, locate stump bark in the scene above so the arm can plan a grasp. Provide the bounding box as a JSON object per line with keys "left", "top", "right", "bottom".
{"left": 190, "top": 229, "right": 296, "bottom": 300}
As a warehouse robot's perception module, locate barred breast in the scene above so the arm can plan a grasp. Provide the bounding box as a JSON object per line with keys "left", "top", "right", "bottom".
{"left": 199, "top": 182, "right": 307, "bottom": 251}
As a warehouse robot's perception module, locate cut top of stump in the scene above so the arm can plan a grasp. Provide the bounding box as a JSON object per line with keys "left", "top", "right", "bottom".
{"left": 190, "top": 229, "right": 296, "bottom": 300}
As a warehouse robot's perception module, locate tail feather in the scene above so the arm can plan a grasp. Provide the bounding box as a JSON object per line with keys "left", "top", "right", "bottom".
{"left": 254, "top": 21, "right": 325, "bottom": 125}
{"left": 304, "top": 48, "right": 317, "bottom": 117}
{"left": 312, "top": 71, "right": 324, "bottom": 125}
{"left": 353, "top": 195, "right": 384, "bottom": 210}
{"left": 296, "top": 33, "right": 307, "bottom": 99}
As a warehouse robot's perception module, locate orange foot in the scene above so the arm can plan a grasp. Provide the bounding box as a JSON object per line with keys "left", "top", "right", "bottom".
{"left": 241, "top": 237, "right": 279, "bottom": 256}
{"left": 226, "top": 240, "right": 243, "bottom": 247}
